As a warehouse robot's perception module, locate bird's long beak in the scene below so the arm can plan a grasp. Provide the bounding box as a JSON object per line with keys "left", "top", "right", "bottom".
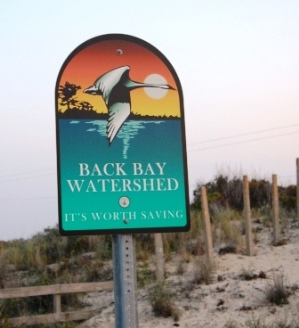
{"left": 84, "top": 85, "right": 97, "bottom": 95}
{"left": 142, "top": 83, "right": 176, "bottom": 91}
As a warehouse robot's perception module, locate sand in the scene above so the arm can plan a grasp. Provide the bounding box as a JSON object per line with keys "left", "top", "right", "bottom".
{"left": 79, "top": 219, "right": 299, "bottom": 328}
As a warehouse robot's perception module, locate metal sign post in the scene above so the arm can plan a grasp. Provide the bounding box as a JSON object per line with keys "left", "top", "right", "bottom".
{"left": 113, "top": 235, "right": 138, "bottom": 327}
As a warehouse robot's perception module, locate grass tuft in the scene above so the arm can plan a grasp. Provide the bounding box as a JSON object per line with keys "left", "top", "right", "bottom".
{"left": 193, "top": 258, "right": 216, "bottom": 285}
{"left": 264, "top": 273, "right": 290, "bottom": 306}
{"left": 149, "top": 282, "right": 180, "bottom": 321}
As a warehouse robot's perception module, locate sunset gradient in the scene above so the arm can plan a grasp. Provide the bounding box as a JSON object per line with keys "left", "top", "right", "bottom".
{"left": 58, "top": 38, "right": 180, "bottom": 117}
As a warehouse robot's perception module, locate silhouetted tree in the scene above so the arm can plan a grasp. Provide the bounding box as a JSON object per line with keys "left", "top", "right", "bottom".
{"left": 78, "top": 101, "right": 94, "bottom": 111}
{"left": 58, "top": 82, "right": 81, "bottom": 111}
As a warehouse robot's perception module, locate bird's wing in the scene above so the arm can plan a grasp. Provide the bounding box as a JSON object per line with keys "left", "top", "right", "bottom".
{"left": 94, "top": 66, "right": 130, "bottom": 105}
{"left": 107, "top": 102, "right": 130, "bottom": 144}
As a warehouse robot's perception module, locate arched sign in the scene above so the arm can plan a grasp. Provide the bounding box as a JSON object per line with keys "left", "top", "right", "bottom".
{"left": 55, "top": 34, "right": 189, "bottom": 235}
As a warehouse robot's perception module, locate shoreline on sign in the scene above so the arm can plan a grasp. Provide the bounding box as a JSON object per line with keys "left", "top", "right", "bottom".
{"left": 57, "top": 110, "right": 181, "bottom": 120}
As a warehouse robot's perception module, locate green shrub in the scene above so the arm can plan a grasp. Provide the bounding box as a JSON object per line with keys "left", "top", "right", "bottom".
{"left": 36, "top": 227, "right": 68, "bottom": 264}
{"left": 65, "top": 236, "right": 90, "bottom": 256}
{"left": 279, "top": 185, "right": 296, "bottom": 211}
{"left": 137, "top": 263, "right": 155, "bottom": 288}
{"left": 239, "top": 267, "right": 258, "bottom": 281}
{"left": 192, "top": 175, "right": 295, "bottom": 214}
{"left": 149, "top": 282, "right": 180, "bottom": 321}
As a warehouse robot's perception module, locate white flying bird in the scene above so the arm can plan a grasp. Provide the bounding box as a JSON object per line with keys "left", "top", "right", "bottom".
{"left": 84, "top": 65, "right": 174, "bottom": 144}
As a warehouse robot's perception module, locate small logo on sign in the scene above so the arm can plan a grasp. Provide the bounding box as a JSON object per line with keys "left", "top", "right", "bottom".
{"left": 119, "top": 196, "right": 130, "bottom": 208}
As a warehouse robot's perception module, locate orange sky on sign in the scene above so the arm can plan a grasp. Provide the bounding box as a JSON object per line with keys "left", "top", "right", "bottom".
{"left": 59, "top": 39, "right": 180, "bottom": 117}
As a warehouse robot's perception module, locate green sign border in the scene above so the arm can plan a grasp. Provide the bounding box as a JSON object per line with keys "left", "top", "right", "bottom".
{"left": 55, "top": 34, "right": 190, "bottom": 235}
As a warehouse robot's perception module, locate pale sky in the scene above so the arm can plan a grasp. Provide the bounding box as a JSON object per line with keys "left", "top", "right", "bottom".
{"left": 1, "top": 1, "right": 299, "bottom": 240}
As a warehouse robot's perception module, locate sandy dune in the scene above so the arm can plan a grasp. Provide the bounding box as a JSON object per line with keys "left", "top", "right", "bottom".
{"left": 79, "top": 219, "right": 299, "bottom": 328}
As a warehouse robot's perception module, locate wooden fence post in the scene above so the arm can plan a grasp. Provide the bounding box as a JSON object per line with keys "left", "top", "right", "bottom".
{"left": 53, "top": 294, "right": 61, "bottom": 314}
{"left": 154, "top": 233, "right": 164, "bottom": 281}
{"left": 200, "top": 186, "right": 213, "bottom": 261}
{"left": 243, "top": 175, "right": 254, "bottom": 256}
{"left": 297, "top": 159, "right": 299, "bottom": 226}
{"left": 272, "top": 174, "right": 280, "bottom": 243}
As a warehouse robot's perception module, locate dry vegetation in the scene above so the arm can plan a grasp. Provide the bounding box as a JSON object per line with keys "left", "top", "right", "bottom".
{"left": 0, "top": 175, "right": 298, "bottom": 327}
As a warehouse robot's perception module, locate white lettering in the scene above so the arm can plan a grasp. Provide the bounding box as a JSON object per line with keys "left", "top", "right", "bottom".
{"left": 144, "top": 163, "right": 155, "bottom": 175}
{"left": 142, "top": 178, "right": 155, "bottom": 191}
{"left": 133, "top": 163, "right": 143, "bottom": 175}
{"left": 79, "top": 163, "right": 90, "bottom": 176}
{"left": 115, "top": 163, "right": 126, "bottom": 175}
{"left": 86, "top": 180, "right": 97, "bottom": 192}
{"left": 168, "top": 178, "right": 179, "bottom": 190}
{"left": 156, "top": 162, "right": 166, "bottom": 175}
{"left": 103, "top": 163, "right": 114, "bottom": 176}
{"left": 91, "top": 163, "right": 102, "bottom": 176}
{"left": 67, "top": 180, "right": 85, "bottom": 192}
{"left": 91, "top": 213, "right": 101, "bottom": 220}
